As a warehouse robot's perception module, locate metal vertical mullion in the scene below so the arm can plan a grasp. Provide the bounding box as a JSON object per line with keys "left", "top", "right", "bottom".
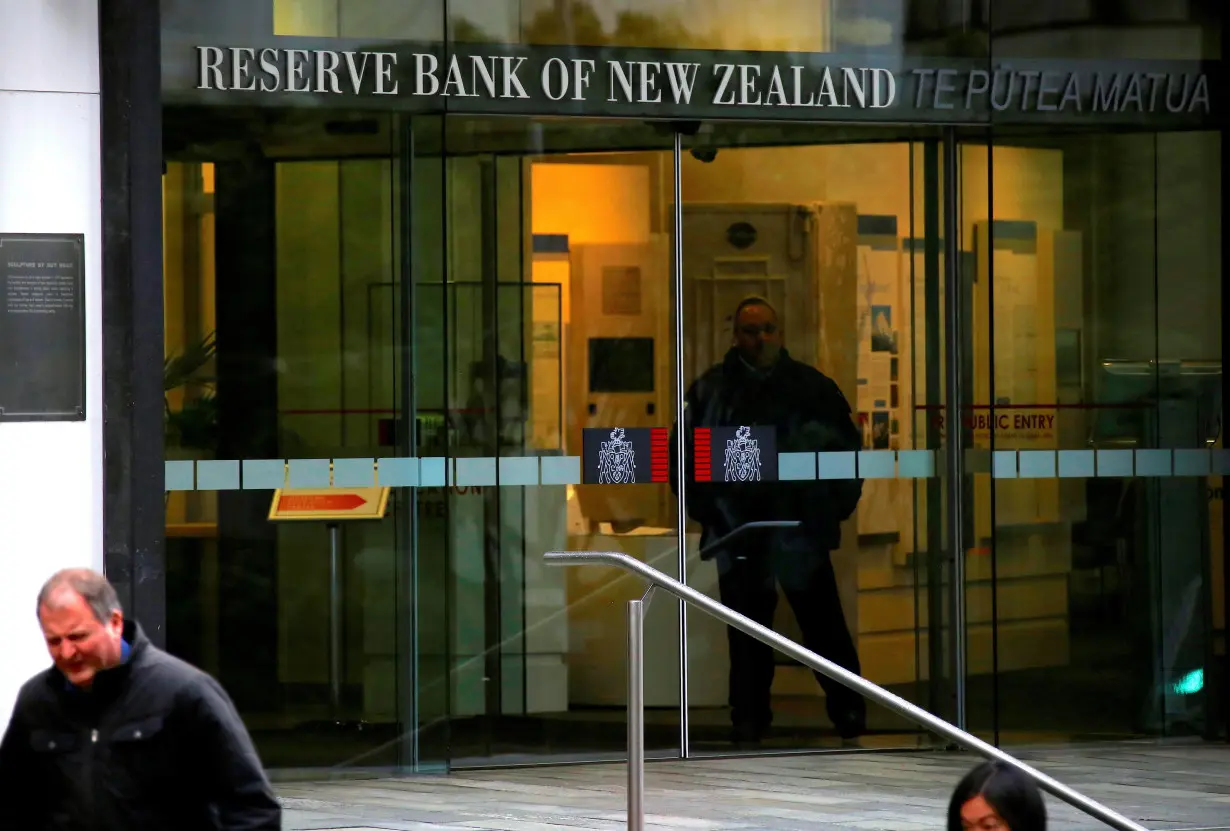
{"left": 672, "top": 131, "right": 689, "bottom": 758}
{"left": 479, "top": 160, "right": 502, "bottom": 734}
{"left": 396, "top": 113, "right": 418, "bottom": 770}
{"left": 922, "top": 140, "right": 946, "bottom": 723}
{"left": 440, "top": 118, "right": 455, "bottom": 771}
{"left": 942, "top": 127, "right": 968, "bottom": 732}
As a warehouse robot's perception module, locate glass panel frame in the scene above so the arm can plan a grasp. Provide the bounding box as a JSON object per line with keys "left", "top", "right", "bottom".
{"left": 972, "top": 124, "right": 1224, "bottom": 745}
{"left": 157, "top": 0, "right": 1225, "bottom": 767}
{"left": 672, "top": 121, "right": 958, "bottom": 756}
{"left": 161, "top": 108, "right": 418, "bottom": 773}
{"left": 419, "top": 114, "right": 684, "bottom": 769}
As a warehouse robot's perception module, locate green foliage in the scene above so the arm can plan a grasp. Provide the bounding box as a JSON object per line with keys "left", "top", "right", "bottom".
{"left": 164, "top": 330, "right": 216, "bottom": 393}
{"left": 164, "top": 331, "right": 218, "bottom": 451}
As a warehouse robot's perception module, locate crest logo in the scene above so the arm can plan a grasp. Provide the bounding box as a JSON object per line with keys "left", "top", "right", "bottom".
{"left": 597, "top": 427, "right": 637, "bottom": 484}
{"left": 724, "top": 425, "right": 762, "bottom": 482}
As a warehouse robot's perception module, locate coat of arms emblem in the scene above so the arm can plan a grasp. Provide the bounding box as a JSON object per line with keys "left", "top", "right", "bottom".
{"left": 724, "top": 425, "right": 762, "bottom": 482}
{"left": 597, "top": 427, "right": 637, "bottom": 484}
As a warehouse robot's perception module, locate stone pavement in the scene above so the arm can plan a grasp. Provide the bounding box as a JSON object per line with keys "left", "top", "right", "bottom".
{"left": 279, "top": 741, "right": 1230, "bottom": 831}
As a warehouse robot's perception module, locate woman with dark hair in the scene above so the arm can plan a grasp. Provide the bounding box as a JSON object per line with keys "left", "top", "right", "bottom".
{"left": 948, "top": 761, "right": 1047, "bottom": 831}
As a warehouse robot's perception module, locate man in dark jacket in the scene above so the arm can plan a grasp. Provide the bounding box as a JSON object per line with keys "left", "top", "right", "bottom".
{"left": 0, "top": 568, "right": 281, "bottom": 830}
{"left": 673, "top": 296, "right": 866, "bottom": 745}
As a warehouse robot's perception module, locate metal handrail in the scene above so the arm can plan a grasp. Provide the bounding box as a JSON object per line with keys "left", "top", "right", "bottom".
{"left": 545, "top": 549, "right": 1148, "bottom": 831}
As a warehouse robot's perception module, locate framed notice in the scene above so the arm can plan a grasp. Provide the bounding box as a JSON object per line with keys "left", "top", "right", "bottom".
{"left": 0, "top": 234, "right": 86, "bottom": 421}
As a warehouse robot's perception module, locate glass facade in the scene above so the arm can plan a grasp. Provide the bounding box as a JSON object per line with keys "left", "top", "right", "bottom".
{"left": 157, "top": 0, "right": 1224, "bottom": 771}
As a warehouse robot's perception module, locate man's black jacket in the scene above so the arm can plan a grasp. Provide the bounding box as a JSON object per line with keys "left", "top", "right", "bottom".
{"left": 0, "top": 620, "right": 281, "bottom": 830}
{"left": 671, "top": 347, "right": 863, "bottom": 560}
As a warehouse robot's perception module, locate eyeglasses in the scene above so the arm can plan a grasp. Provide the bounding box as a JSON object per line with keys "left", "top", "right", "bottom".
{"left": 738, "top": 323, "right": 777, "bottom": 337}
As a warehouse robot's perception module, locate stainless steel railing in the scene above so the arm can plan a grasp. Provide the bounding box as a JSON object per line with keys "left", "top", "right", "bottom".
{"left": 544, "top": 549, "right": 1149, "bottom": 831}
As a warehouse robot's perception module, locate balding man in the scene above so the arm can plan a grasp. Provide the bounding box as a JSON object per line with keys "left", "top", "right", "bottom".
{"left": 672, "top": 296, "right": 866, "bottom": 746}
{"left": 0, "top": 568, "right": 281, "bottom": 830}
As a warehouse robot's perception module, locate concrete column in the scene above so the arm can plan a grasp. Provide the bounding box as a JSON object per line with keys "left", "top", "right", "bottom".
{"left": 0, "top": 0, "right": 103, "bottom": 730}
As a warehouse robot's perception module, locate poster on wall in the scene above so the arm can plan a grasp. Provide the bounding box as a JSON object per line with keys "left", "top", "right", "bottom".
{"left": 865, "top": 353, "right": 892, "bottom": 406}
{"left": 0, "top": 233, "right": 85, "bottom": 421}
{"left": 871, "top": 412, "right": 891, "bottom": 449}
{"left": 870, "top": 305, "right": 896, "bottom": 353}
{"left": 856, "top": 218, "right": 900, "bottom": 415}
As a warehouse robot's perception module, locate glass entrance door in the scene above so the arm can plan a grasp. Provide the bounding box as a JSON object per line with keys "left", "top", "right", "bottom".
{"left": 675, "top": 124, "right": 956, "bottom": 753}
{"left": 412, "top": 116, "right": 683, "bottom": 767}
{"left": 412, "top": 117, "right": 958, "bottom": 765}
{"left": 961, "top": 129, "right": 1224, "bottom": 743}
{"left": 162, "top": 108, "right": 414, "bottom": 771}
{"left": 163, "top": 108, "right": 1223, "bottom": 772}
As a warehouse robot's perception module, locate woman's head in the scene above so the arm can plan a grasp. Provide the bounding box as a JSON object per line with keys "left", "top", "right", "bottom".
{"left": 948, "top": 761, "right": 1047, "bottom": 831}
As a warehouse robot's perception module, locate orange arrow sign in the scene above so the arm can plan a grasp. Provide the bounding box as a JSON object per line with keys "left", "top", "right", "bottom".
{"left": 277, "top": 493, "right": 367, "bottom": 513}
{"left": 268, "top": 487, "right": 389, "bottom": 522}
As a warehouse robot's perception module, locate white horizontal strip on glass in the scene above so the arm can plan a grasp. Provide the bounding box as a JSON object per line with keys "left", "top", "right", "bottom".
{"left": 498, "top": 456, "right": 540, "bottom": 486}
{"left": 455, "top": 456, "right": 497, "bottom": 487}
{"left": 287, "top": 458, "right": 331, "bottom": 488}
{"left": 778, "top": 452, "right": 816, "bottom": 480}
{"left": 421, "top": 457, "right": 448, "bottom": 487}
{"left": 167, "top": 457, "right": 585, "bottom": 491}
{"left": 781, "top": 451, "right": 933, "bottom": 480}
{"left": 165, "top": 448, "right": 1228, "bottom": 491}
{"left": 333, "top": 457, "right": 376, "bottom": 487}
{"left": 242, "top": 459, "right": 285, "bottom": 489}
{"left": 1058, "top": 450, "right": 1096, "bottom": 478}
{"left": 897, "top": 450, "right": 937, "bottom": 478}
{"left": 988, "top": 448, "right": 1230, "bottom": 478}
{"left": 376, "top": 457, "right": 417, "bottom": 486}
{"left": 540, "top": 455, "right": 581, "bottom": 485}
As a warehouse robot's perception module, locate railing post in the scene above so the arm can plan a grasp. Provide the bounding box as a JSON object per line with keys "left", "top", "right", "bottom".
{"left": 628, "top": 598, "right": 645, "bottom": 831}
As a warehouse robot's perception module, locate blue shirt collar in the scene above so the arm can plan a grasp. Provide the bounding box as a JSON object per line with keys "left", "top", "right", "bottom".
{"left": 64, "top": 638, "right": 132, "bottom": 691}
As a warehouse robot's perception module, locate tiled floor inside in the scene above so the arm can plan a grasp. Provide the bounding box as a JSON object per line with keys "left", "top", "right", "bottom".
{"left": 279, "top": 740, "right": 1230, "bottom": 831}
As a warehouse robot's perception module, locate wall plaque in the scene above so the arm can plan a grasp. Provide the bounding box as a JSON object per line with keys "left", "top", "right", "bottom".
{"left": 0, "top": 234, "right": 86, "bottom": 421}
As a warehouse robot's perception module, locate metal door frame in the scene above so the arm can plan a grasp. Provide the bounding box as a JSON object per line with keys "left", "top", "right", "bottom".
{"left": 666, "top": 125, "right": 970, "bottom": 758}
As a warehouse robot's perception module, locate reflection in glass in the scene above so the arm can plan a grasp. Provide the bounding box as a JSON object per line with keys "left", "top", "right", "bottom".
{"left": 162, "top": 113, "right": 412, "bottom": 770}
{"left": 967, "top": 130, "right": 1223, "bottom": 741}
{"left": 264, "top": 0, "right": 993, "bottom": 57}
{"left": 678, "top": 128, "right": 944, "bottom": 753}
{"left": 676, "top": 294, "right": 867, "bottom": 746}
{"left": 421, "top": 118, "right": 682, "bottom": 765}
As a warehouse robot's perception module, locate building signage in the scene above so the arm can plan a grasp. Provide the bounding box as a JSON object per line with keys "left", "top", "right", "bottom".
{"left": 582, "top": 426, "right": 669, "bottom": 485}
{"left": 268, "top": 486, "right": 390, "bottom": 521}
{"left": 911, "top": 67, "right": 1208, "bottom": 115}
{"left": 170, "top": 39, "right": 1217, "bottom": 126}
{"left": 694, "top": 426, "right": 779, "bottom": 483}
{"left": 931, "top": 410, "right": 1057, "bottom": 441}
{"left": 197, "top": 46, "right": 902, "bottom": 109}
